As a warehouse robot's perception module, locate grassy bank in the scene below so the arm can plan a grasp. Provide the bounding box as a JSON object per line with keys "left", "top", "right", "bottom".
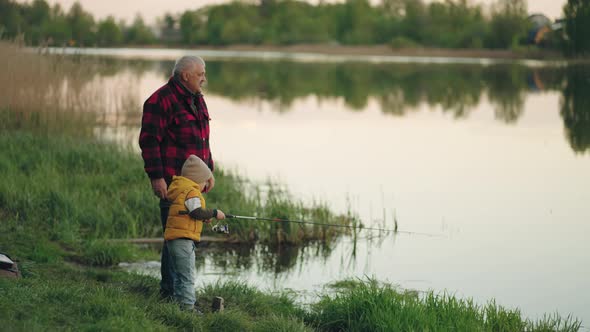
{"left": 0, "top": 263, "right": 311, "bottom": 331}
{"left": 0, "top": 263, "right": 581, "bottom": 331}
{"left": 309, "top": 280, "right": 581, "bottom": 332}
{"left": 0, "top": 133, "right": 582, "bottom": 331}
{"left": 0, "top": 42, "right": 582, "bottom": 330}
{"left": 0, "top": 130, "right": 354, "bottom": 251}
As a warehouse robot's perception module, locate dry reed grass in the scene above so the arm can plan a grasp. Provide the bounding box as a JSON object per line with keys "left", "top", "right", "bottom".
{"left": 0, "top": 41, "right": 140, "bottom": 136}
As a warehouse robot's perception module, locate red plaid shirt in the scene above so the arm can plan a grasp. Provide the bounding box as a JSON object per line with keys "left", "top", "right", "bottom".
{"left": 139, "top": 77, "right": 214, "bottom": 183}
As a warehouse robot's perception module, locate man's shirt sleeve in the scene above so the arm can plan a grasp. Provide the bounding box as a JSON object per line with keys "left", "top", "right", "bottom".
{"left": 139, "top": 95, "right": 166, "bottom": 179}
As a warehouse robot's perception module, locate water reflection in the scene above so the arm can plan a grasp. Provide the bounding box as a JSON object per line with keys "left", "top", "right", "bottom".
{"left": 560, "top": 65, "right": 590, "bottom": 154}
{"left": 0, "top": 51, "right": 147, "bottom": 138}
{"left": 136, "top": 59, "right": 587, "bottom": 153}
{"left": 6, "top": 54, "right": 589, "bottom": 154}
{"left": 201, "top": 241, "right": 337, "bottom": 274}
{"left": 130, "top": 232, "right": 395, "bottom": 281}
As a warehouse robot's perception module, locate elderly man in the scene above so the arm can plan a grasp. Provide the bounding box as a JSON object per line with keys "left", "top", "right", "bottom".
{"left": 139, "top": 55, "right": 215, "bottom": 300}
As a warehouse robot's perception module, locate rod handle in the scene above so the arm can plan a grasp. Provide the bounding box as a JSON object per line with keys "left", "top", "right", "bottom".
{"left": 226, "top": 214, "right": 236, "bottom": 219}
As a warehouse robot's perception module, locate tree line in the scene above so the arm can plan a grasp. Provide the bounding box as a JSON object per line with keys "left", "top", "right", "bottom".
{"left": 0, "top": 0, "right": 155, "bottom": 46}
{"left": 1, "top": 0, "right": 589, "bottom": 54}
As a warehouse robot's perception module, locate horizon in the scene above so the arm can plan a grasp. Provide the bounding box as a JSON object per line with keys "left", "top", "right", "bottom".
{"left": 20, "top": 0, "right": 567, "bottom": 25}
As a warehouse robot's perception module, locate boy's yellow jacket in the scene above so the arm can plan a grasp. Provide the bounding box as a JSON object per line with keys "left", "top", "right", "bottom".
{"left": 164, "top": 176, "right": 206, "bottom": 241}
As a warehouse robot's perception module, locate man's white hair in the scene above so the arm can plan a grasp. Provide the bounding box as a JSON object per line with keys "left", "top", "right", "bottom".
{"left": 172, "top": 56, "right": 205, "bottom": 77}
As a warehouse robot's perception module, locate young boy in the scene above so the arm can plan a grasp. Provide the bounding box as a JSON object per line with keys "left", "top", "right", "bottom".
{"left": 164, "top": 155, "right": 225, "bottom": 313}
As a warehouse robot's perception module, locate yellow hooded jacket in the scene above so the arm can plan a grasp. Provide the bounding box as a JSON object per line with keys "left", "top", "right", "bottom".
{"left": 164, "top": 176, "right": 206, "bottom": 241}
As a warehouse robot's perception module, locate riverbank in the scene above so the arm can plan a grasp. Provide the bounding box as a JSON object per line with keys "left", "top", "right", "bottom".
{"left": 199, "top": 44, "right": 562, "bottom": 60}
{"left": 96, "top": 43, "right": 566, "bottom": 61}
{"left": 0, "top": 130, "right": 582, "bottom": 331}
{"left": 1, "top": 264, "right": 582, "bottom": 331}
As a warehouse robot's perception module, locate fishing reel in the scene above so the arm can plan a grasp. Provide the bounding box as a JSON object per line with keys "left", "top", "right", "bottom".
{"left": 211, "top": 223, "right": 229, "bottom": 234}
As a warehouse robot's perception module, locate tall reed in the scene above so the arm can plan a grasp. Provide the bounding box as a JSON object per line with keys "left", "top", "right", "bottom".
{"left": 0, "top": 41, "right": 140, "bottom": 137}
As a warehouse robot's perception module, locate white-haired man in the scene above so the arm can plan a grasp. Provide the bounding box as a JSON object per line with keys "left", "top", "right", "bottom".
{"left": 139, "top": 55, "right": 215, "bottom": 301}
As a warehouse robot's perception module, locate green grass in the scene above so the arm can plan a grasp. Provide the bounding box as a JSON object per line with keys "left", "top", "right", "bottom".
{"left": 0, "top": 269, "right": 581, "bottom": 331}
{"left": 199, "top": 280, "right": 305, "bottom": 318}
{"left": 0, "top": 263, "right": 309, "bottom": 331}
{"left": 0, "top": 129, "right": 353, "bottom": 249}
{"left": 306, "top": 279, "right": 581, "bottom": 332}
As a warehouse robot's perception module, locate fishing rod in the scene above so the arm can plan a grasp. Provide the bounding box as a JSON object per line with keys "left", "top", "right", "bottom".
{"left": 223, "top": 214, "right": 442, "bottom": 237}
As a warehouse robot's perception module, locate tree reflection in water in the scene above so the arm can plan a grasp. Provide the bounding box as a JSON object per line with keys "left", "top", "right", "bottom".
{"left": 196, "top": 60, "right": 587, "bottom": 153}
{"left": 192, "top": 228, "right": 395, "bottom": 277}
{"left": 7, "top": 54, "right": 589, "bottom": 154}
{"left": 195, "top": 240, "right": 339, "bottom": 274}
{"left": 560, "top": 65, "right": 590, "bottom": 154}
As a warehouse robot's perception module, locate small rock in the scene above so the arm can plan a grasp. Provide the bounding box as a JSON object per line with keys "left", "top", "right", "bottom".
{"left": 212, "top": 296, "right": 224, "bottom": 312}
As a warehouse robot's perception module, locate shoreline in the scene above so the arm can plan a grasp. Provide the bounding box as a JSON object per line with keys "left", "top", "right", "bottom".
{"left": 38, "top": 42, "right": 576, "bottom": 61}
{"left": 203, "top": 44, "right": 541, "bottom": 59}
{"left": 124, "top": 43, "right": 566, "bottom": 60}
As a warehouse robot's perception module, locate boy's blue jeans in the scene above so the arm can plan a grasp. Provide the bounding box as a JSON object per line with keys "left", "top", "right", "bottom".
{"left": 167, "top": 238, "right": 197, "bottom": 306}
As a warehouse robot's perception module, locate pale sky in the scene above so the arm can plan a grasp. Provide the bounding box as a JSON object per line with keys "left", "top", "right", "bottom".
{"left": 34, "top": 0, "right": 567, "bottom": 24}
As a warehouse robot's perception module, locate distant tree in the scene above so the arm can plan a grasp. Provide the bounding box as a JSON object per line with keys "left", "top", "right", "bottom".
{"left": 338, "top": 0, "right": 379, "bottom": 44}
{"left": 179, "top": 11, "right": 200, "bottom": 44}
{"left": 1, "top": 0, "right": 572, "bottom": 52}
{"left": 43, "top": 4, "right": 71, "bottom": 45}
{"left": 23, "top": 0, "right": 51, "bottom": 44}
{"left": 259, "top": 0, "right": 276, "bottom": 19}
{"left": 163, "top": 13, "right": 175, "bottom": 29}
{"left": 377, "top": 0, "right": 404, "bottom": 41}
{"left": 28, "top": 0, "right": 50, "bottom": 25}
{"left": 266, "top": 1, "right": 330, "bottom": 44}
{"left": 486, "top": 0, "right": 528, "bottom": 49}
{"left": 420, "top": 0, "right": 486, "bottom": 48}
{"left": 220, "top": 4, "right": 259, "bottom": 44}
{"left": 125, "top": 15, "right": 155, "bottom": 45}
{"left": 400, "top": 0, "right": 427, "bottom": 44}
{"left": 206, "top": 3, "right": 260, "bottom": 45}
{"left": 0, "top": 0, "right": 24, "bottom": 39}
{"left": 381, "top": 0, "right": 405, "bottom": 17}
{"left": 96, "top": 16, "right": 123, "bottom": 46}
{"left": 67, "top": 2, "right": 96, "bottom": 46}
{"left": 563, "top": 0, "right": 590, "bottom": 55}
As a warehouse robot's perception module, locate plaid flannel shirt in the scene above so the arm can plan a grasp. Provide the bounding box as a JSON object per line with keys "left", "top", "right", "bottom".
{"left": 139, "top": 77, "right": 214, "bottom": 184}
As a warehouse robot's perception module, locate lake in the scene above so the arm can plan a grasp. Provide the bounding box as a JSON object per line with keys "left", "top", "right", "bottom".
{"left": 52, "top": 47, "right": 590, "bottom": 327}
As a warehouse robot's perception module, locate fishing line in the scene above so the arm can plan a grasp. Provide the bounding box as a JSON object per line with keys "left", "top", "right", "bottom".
{"left": 225, "top": 214, "right": 443, "bottom": 237}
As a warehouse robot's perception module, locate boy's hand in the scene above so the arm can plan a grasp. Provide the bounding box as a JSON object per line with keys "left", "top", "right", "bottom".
{"left": 216, "top": 210, "right": 225, "bottom": 220}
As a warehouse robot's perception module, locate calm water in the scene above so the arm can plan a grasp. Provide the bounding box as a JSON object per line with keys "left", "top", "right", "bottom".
{"left": 56, "top": 48, "right": 589, "bottom": 325}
